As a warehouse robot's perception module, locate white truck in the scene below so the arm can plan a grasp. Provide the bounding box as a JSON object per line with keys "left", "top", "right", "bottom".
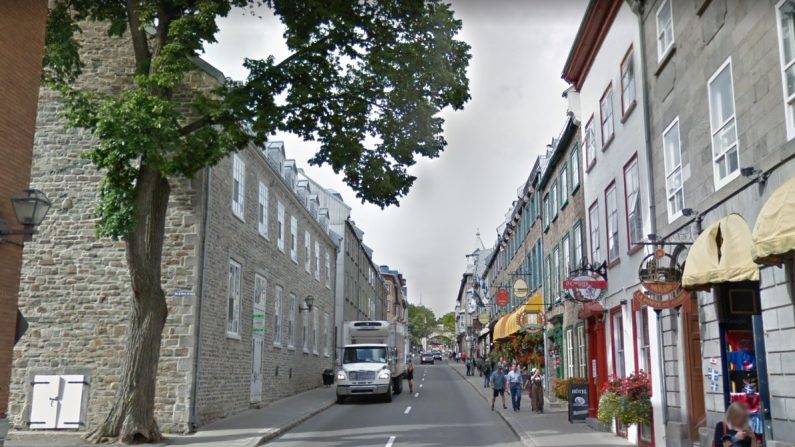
{"left": 336, "top": 320, "right": 406, "bottom": 403}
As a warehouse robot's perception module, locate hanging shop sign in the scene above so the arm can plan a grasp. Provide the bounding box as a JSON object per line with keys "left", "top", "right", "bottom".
{"left": 478, "top": 311, "right": 490, "bottom": 325}
{"left": 512, "top": 279, "right": 529, "bottom": 299}
{"left": 634, "top": 247, "right": 690, "bottom": 309}
{"left": 495, "top": 289, "right": 510, "bottom": 307}
{"left": 563, "top": 261, "right": 608, "bottom": 302}
{"left": 519, "top": 311, "right": 545, "bottom": 334}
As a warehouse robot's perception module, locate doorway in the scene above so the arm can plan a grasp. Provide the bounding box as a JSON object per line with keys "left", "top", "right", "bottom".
{"left": 682, "top": 295, "right": 706, "bottom": 443}
{"left": 251, "top": 275, "right": 267, "bottom": 404}
{"left": 586, "top": 316, "right": 607, "bottom": 418}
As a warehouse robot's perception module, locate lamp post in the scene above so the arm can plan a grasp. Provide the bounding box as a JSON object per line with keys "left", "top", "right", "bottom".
{"left": 298, "top": 295, "right": 315, "bottom": 313}
{"left": 0, "top": 189, "right": 51, "bottom": 244}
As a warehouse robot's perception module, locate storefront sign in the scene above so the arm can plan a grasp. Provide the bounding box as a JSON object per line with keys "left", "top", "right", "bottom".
{"left": 635, "top": 248, "right": 690, "bottom": 309}
{"left": 563, "top": 261, "right": 608, "bottom": 302}
{"left": 495, "top": 289, "right": 510, "bottom": 307}
{"left": 568, "top": 382, "right": 589, "bottom": 422}
{"left": 478, "top": 311, "right": 490, "bottom": 324}
{"left": 512, "top": 279, "right": 528, "bottom": 299}
{"left": 519, "top": 311, "right": 545, "bottom": 333}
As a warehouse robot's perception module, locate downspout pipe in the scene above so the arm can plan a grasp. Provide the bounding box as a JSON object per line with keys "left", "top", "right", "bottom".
{"left": 188, "top": 166, "right": 212, "bottom": 430}
{"left": 632, "top": 0, "right": 668, "bottom": 425}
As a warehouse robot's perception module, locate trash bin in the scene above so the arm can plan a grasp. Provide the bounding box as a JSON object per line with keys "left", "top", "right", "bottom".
{"left": 322, "top": 369, "right": 334, "bottom": 386}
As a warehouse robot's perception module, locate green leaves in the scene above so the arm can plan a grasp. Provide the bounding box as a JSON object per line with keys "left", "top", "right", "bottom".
{"left": 408, "top": 304, "right": 437, "bottom": 346}
{"left": 44, "top": 0, "right": 471, "bottom": 238}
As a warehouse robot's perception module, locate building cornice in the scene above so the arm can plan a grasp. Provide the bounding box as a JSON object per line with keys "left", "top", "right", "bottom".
{"left": 561, "top": 0, "right": 622, "bottom": 90}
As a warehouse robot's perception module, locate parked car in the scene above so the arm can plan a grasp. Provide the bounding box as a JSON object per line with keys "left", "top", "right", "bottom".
{"left": 420, "top": 352, "right": 435, "bottom": 364}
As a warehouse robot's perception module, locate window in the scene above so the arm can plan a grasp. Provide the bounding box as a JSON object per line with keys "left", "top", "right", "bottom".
{"left": 313, "top": 311, "right": 319, "bottom": 354}
{"left": 566, "top": 328, "right": 575, "bottom": 379}
{"left": 325, "top": 251, "right": 331, "bottom": 288}
{"left": 663, "top": 118, "right": 685, "bottom": 220}
{"left": 589, "top": 202, "right": 601, "bottom": 263}
{"left": 304, "top": 231, "right": 311, "bottom": 273}
{"left": 561, "top": 234, "right": 571, "bottom": 278}
{"left": 573, "top": 222, "right": 583, "bottom": 268}
{"left": 623, "top": 157, "right": 642, "bottom": 249}
{"left": 577, "top": 325, "right": 587, "bottom": 378}
{"left": 232, "top": 155, "right": 245, "bottom": 219}
{"left": 600, "top": 85, "right": 615, "bottom": 145}
{"left": 544, "top": 255, "right": 552, "bottom": 300}
{"left": 288, "top": 293, "right": 296, "bottom": 348}
{"left": 227, "top": 260, "right": 241, "bottom": 337}
{"left": 621, "top": 47, "right": 636, "bottom": 115}
{"left": 612, "top": 311, "right": 626, "bottom": 377}
{"left": 551, "top": 181, "right": 558, "bottom": 218}
{"left": 605, "top": 184, "right": 619, "bottom": 263}
{"left": 636, "top": 308, "right": 651, "bottom": 372}
{"left": 708, "top": 59, "right": 739, "bottom": 188}
{"left": 290, "top": 216, "right": 298, "bottom": 263}
{"left": 323, "top": 313, "right": 330, "bottom": 356}
{"left": 560, "top": 164, "right": 568, "bottom": 206}
{"left": 543, "top": 194, "right": 550, "bottom": 229}
{"left": 570, "top": 143, "right": 581, "bottom": 190}
{"left": 302, "top": 310, "right": 309, "bottom": 353}
{"left": 777, "top": 1, "right": 795, "bottom": 139}
{"left": 584, "top": 116, "right": 597, "bottom": 168}
{"left": 258, "top": 182, "right": 268, "bottom": 237}
{"left": 553, "top": 245, "right": 561, "bottom": 301}
{"left": 656, "top": 0, "right": 674, "bottom": 61}
{"left": 274, "top": 286, "right": 283, "bottom": 346}
{"left": 314, "top": 241, "right": 321, "bottom": 281}
{"left": 277, "top": 202, "right": 285, "bottom": 252}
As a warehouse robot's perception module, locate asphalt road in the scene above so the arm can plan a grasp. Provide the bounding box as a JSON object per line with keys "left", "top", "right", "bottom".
{"left": 267, "top": 362, "right": 523, "bottom": 447}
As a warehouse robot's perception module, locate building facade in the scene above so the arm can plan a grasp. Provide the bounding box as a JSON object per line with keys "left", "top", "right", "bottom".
{"left": 10, "top": 23, "right": 336, "bottom": 434}
{"left": 0, "top": 1, "right": 48, "bottom": 444}
{"left": 341, "top": 220, "right": 386, "bottom": 326}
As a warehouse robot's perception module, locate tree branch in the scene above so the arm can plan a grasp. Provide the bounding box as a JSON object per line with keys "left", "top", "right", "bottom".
{"left": 125, "top": 0, "right": 151, "bottom": 75}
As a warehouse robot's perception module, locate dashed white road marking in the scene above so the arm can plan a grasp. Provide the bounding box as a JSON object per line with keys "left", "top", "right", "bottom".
{"left": 421, "top": 378, "right": 425, "bottom": 382}
{"left": 404, "top": 406, "right": 412, "bottom": 414}
{"left": 385, "top": 435, "right": 396, "bottom": 447}
{"left": 414, "top": 392, "right": 419, "bottom": 398}
{"left": 419, "top": 384, "right": 423, "bottom": 388}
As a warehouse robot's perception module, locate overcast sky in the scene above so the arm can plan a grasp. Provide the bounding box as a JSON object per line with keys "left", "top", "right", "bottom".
{"left": 203, "top": 0, "right": 587, "bottom": 317}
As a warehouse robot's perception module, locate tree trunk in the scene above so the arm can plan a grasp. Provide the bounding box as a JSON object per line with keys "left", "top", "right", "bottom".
{"left": 86, "top": 164, "right": 170, "bottom": 444}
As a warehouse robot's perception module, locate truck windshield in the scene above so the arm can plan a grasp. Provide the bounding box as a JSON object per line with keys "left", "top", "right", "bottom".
{"left": 343, "top": 347, "right": 387, "bottom": 364}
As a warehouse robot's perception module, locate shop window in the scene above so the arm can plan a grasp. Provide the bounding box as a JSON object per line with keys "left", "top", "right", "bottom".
{"left": 566, "top": 327, "right": 575, "bottom": 379}
{"left": 777, "top": 0, "right": 795, "bottom": 140}
{"left": 612, "top": 310, "right": 626, "bottom": 378}
{"left": 577, "top": 324, "right": 587, "bottom": 378}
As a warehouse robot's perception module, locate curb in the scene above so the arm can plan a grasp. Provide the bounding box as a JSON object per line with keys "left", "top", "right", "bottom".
{"left": 449, "top": 365, "right": 538, "bottom": 447}
{"left": 253, "top": 399, "right": 336, "bottom": 446}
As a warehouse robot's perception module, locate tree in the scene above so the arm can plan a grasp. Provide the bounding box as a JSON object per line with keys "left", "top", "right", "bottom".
{"left": 407, "top": 304, "right": 436, "bottom": 347}
{"left": 437, "top": 311, "right": 455, "bottom": 336}
{"left": 44, "top": 1, "right": 470, "bottom": 443}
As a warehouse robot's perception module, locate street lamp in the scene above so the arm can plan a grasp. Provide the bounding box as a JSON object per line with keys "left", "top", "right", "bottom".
{"left": 299, "top": 295, "right": 315, "bottom": 313}
{"left": 0, "top": 189, "right": 51, "bottom": 243}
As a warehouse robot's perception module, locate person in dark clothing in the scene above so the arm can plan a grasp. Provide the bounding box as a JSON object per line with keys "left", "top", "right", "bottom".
{"left": 713, "top": 402, "right": 757, "bottom": 447}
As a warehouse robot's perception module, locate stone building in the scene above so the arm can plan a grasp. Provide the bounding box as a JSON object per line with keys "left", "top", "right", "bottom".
{"left": 637, "top": 0, "right": 795, "bottom": 445}
{"left": 341, "top": 220, "right": 386, "bottom": 329}
{"left": 380, "top": 266, "right": 408, "bottom": 363}
{"left": 0, "top": 2, "right": 48, "bottom": 444}
{"left": 9, "top": 23, "right": 336, "bottom": 434}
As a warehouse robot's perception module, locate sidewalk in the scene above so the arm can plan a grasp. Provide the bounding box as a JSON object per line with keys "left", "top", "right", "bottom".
{"left": 449, "top": 363, "right": 631, "bottom": 447}
{"left": 6, "top": 386, "right": 336, "bottom": 447}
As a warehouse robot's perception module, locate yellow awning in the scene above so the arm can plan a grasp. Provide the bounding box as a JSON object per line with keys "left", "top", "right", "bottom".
{"left": 494, "top": 293, "right": 543, "bottom": 340}
{"left": 493, "top": 316, "right": 507, "bottom": 340}
{"left": 682, "top": 214, "right": 759, "bottom": 289}
{"left": 753, "top": 176, "right": 795, "bottom": 264}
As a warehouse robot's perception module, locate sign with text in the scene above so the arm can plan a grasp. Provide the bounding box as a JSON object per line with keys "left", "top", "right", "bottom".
{"left": 495, "top": 289, "right": 510, "bottom": 307}
{"left": 568, "top": 382, "right": 589, "bottom": 423}
{"left": 512, "top": 279, "right": 528, "bottom": 299}
{"left": 563, "top": 261, "right": 608, "bottom": 302}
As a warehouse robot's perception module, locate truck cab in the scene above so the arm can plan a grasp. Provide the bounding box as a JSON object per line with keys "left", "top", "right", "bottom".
{"left": 336, "top": 321, "right": 405, "bottom": 403}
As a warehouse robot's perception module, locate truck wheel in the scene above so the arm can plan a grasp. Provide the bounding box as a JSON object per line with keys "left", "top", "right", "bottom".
{"left": 384, "top": 388, "right": 393, "bottom": 403}
{"left": 337, "top": 395, "right": 346, "bottom": 404}
{"left": 393, "top": 377, "right": 403, "bottom": 395}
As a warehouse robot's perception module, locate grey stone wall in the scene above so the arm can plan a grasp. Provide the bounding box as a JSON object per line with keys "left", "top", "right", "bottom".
{"left": 10, "top": 22, "right": 201, "bottom": 433}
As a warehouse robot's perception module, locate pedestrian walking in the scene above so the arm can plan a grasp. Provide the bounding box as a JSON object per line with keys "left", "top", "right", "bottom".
{"left": 530, "top": 368, "right": 544, "bottom": 413}
{"left": 713, "top": 402, "right": 758, "bottom": 447}
{"left": 490, "top": 366, "right": 508, "bottom": 411}
{"left": 482, "top": 362, "right": 492, "bottom": 388}
{"left": 507, "top": 365, "right": 524, "bottom": 411}
{"left": 407, "top": 360, "right": 415, "bottom": 394}
{"left": 470, "top": 358, "right": 477, "bottom": 376}
{"left": 477, "top": 357, "right": 483, "bottom": 377}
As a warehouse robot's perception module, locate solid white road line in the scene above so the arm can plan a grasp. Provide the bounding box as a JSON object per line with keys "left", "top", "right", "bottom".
{"left": 404, "top": 406, "right": 412, "bottom": 414}
{"left": 385, "top": 435, "right": 396, "bottom": 447}
{"left": 414, "top": 392, "right": 419, "bottom": 398}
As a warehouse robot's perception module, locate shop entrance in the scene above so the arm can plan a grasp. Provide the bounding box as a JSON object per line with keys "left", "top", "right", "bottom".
{"left": 586, "top": 315, "right": 607, "bottom": 418}
{"left": 683, "top": 295, "right": 706, "bottom": 443}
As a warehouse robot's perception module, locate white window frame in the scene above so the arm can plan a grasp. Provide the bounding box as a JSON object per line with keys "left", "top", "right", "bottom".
{"left": 551, "top": 181, "right": 559, "bottom": 218}
{"left": 600, "top": 85, "right": 615, "bottom": 145}
{"left": 605, "top": 184, "right": 619, "bottom": 263}
{"left": 302, "top": 310, "right": 309, "bottom": 353}
{"left": 584, "top": 116, "right": 597, "bottom": 168}
{"left": 314, "top": 241, "right": 321, "bottom": 281}
{"left": 577, "top": 325, "right": 587, "bottom": 378}
{"left": 573, "top": 222, "right": 583, "bottom": 268}
{"left": 553, "top": 245, "right": 561, "bottom": 301}
{"left": 227, "top": 259, "right": 242, "bottom": 338}
{"left": 566, "top": 328, "right": 575, "bottom": 379}
{"left": 277, "top": 202, "right": 285, "bottom": 253}
{"left": 290, "top": 216, "right": 298, "bottom": 263}
{"left": 656, "top": 0, "right": 674, "bottom": 61}
{"left": 313, "top": 310, "right": 319, "bottom": 355}
{"left": 589, "top": 202, "right": 601, "bottom": 263}
{"left": 623, "top": 157, "right": 642, "bottom": 249}
{"left": 232, "top": 154, "right": 245, "bottom": 220}
{"left": 776, "top": 0, "right": 795, "bottom": 140}
{"left": 571, "top": 144, "right": 581, "bottom": 190}
{"left": 304, "top": 231, "right": 312, "bottom": 273}
{"left": 662, "top": 117, "right": 685, "bottom": 222}
{"left": 707, "top": 57, "right": 740, "bottom": 190}
{"left": 257, "top": 182, "right": 268, "bottom": 238}
{"left": 612, "top": 312, "right": 626, "bottom": 378}
{"left": 323, "top": 312, "right": 330, "bottom": 356}
{"left": 274, "top": 285, "right": 283, "bottom": 347}
{"left": 324, "top": 251, "right": 331, "bottom": 288}
{"left": 636, "top": 308, "right": 651, "bottom": 373}
{"left": 620, "top": 47, "right": 636, "bottom": 114}
{"left": 560, "top": 165, "right": 568, "bottom": 206}
{"left": 288, "top": 293, "right": 296, "bottom": 349}
{"left": 562, "top": 234, "right": 571, "bottom": 278}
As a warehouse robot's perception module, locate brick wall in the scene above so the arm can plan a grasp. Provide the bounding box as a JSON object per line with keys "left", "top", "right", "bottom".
{"left": 0, "top": 0, "right": 47, "bottom": 424}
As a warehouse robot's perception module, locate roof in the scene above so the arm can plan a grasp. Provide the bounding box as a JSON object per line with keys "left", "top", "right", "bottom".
{"left": 561, "top": 0, "right": 622, "bottom": 90}
{"left": 539, "top": 114, "right": 579, "bottom": 188}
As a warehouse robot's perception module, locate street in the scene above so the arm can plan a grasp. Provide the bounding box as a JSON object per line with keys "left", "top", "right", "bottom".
{"left": 268, "top": 363, "right": 522, "bottom": 447}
